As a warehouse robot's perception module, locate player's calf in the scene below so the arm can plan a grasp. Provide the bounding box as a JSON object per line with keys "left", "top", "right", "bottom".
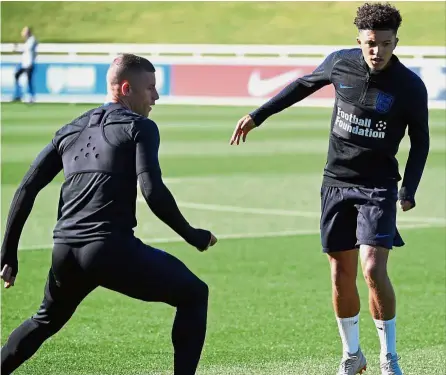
{"left": 1, "top": 313, "right": 70, "bottom": 375}
{"left": 172, "top": 278, "right": 209, "bottom": 375}
{"left": 328, "top": 250, "right": 362, "bottom": 359}
{"left": 360, "top": 246, "right": 395, "bottom": 320}
{"left": 360, "top": 246, "right": 402, "bottom": 373}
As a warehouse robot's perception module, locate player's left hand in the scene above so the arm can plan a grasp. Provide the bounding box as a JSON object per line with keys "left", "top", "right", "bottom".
{"left": 399, "top": 200, "right": 414, "bottom": 212}
{"left": 0, "top": 264, "right": 16, "bottom": 289}
{"left": 230, "top": 115, "right": 256, "bottom": 145}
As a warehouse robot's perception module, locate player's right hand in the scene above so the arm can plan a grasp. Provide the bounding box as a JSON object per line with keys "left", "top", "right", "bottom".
{"left": 399, "top": 200, "right": 414, "bottom": 212}
{"left": 230, "top": 114, "right": 256, "bottom": 145}
{"left": 203, "top": 232, "right": 218, "bottom": 251}
{"left": 191, "top": 229, "right": 218, "bottom": 252}
{"left": 0, "top": 264, "right": 16, "bottom": 289}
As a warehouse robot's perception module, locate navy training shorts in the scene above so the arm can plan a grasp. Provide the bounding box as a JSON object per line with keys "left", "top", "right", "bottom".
{"left": 320, "top": 185, "right": 405, "bottom": 253}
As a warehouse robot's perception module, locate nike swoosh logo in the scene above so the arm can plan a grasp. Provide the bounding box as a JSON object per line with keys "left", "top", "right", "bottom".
{"left": 248, "top": 70, "right": 301, "bottom": 97}
{"left": 375, "top": 234, "right": 390, "bottom": 239}
{"left": 340, "top": 84, "right": 354, "bottom": 89}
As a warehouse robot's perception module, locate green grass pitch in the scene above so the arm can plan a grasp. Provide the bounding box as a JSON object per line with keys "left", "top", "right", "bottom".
{"left": 1, "top": 1, "right": 445, "bottom": 45}
{"left": 1, "top": 103, "right": 445, "bottom": 374}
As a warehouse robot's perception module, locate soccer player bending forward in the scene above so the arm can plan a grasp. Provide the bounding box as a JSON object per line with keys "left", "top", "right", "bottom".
{"left": 1, "top": 54, "right": 217, "bottom": 375}
{"left": 230, "top": 3, "right": 429, "bottom": 375}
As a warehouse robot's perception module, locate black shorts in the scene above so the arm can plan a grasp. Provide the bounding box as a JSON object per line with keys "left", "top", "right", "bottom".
{"left": 320, "top": 185, "right": 405, "bottom": 253}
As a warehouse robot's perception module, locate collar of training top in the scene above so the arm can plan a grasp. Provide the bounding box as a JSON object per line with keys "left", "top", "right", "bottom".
{"left": 88, "top": 102, "right": 124, "bottom": 127}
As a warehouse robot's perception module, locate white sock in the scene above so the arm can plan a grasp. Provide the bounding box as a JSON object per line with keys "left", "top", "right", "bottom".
{"left": 374, "top": 316, "right": 397, "bottom": 361}
{"left": 336, "top": 313, "right": 360, "bottom": 354}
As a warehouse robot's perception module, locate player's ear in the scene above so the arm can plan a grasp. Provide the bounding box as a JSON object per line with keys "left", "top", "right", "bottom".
{"left": 121, "top": 80, "right": 130, "bottom": 96}
{"left": 356, "top": 37, "right": 361, "bottom": 46}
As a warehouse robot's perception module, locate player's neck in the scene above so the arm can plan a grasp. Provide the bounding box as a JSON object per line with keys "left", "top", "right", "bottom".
{"left": 368, "top": 56, "right": 395, "bottom": 75}
{"left": 105, "top": 95, "right": 131, "bottom": 111}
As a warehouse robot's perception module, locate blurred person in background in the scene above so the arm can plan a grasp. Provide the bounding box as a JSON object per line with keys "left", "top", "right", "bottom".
{"left": 13, "top": 26, "right": 38, "bottom": 103}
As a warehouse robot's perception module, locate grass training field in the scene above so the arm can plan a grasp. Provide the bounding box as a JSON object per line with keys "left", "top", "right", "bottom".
{"left": 1, "top": 1, "right": 445, "bottom": 45}
{"left": 1, "top": 103, "right": 445, "bottom": 374}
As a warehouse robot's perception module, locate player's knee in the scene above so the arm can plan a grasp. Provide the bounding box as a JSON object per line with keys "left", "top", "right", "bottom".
{"left": 194, "top": 279, "right": 209, "bottom": 303}
{"left": 360, "top": 246, "right": 389, "bottom": 287}
{"left": 183, "top": 278, "right": 209, "bottom": 306}
{"left": 30, "top": 316, "right": 64, "bottom": 336}
{"left": 329, "top": 256, "right": 357, "bottom": 285}
{"left": 31, "top": 307, "right": 73, "bottom": 336}
{"left": 362, "top": 260, "right": 388, "bottom": 287}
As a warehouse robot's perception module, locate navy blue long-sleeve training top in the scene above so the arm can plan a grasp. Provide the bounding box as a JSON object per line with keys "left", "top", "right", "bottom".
{"left": 250, "top": 48, "right": 430, "bottom": 202}
{"left": 1, "top": 103, "right": 211, "bottom": 276}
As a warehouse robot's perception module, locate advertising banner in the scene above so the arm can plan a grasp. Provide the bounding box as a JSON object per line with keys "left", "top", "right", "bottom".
{"left": 170, "top": 63, "right": 446, "bottom": 104}
{"left": 1, "top": 58, "right": 171, "bottom": 102}
{"left": 171, "top": 64, "right": 334, "bottom": 98}
{"left": 1, "top": 55, "right": 444, "bottom": 108}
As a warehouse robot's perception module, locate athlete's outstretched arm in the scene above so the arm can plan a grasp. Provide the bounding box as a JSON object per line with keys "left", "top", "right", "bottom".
{"left": 249, "top": 51, "right": 337, "bottom": 126}
{"left": 398, "top": 82, "right": 430, "bottom": 211}
{"left": 230, "top": 51, "right": 338, "bottom": 144}
{"left": 134, "top": 120, "right": 215, "bottom": 251}
{"left": 1, "top": 143, "right": 63, "bottom": 285}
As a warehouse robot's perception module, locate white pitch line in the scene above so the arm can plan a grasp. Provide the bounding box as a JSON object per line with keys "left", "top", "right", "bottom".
{"left": 17, "top": 222, "right": 445, "bottom": 252}
{"left": 176, "top": 201, "right": 320, "bottom": 218}
{"left": 17, "top": 229, "right": 317, "bottom": 252}
{"left": 137, "top": 198, "right": 446, "bottom": 224}
{"left": 160, "top": 177, "right": 187, "bottom": 184}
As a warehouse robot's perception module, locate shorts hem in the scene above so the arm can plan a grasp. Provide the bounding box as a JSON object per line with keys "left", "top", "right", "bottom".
{"left": 355, "top": 240, "right": 405, "bottom": 250}
{"left": 322, "top": 246, "right": 359, "bottom": 254}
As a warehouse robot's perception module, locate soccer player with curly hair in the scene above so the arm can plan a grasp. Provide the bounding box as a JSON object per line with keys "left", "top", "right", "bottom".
{"left": 231, "top": 3, "right": 429, "bottom": 374}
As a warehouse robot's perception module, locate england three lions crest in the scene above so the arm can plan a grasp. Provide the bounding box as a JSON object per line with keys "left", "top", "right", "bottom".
{"left": 375, "top": 92, "right": 394, "bottom": 114}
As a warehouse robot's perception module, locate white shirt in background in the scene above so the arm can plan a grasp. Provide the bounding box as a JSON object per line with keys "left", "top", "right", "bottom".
{"left": 21, "top": 35, "right": 38, "bottom": 68}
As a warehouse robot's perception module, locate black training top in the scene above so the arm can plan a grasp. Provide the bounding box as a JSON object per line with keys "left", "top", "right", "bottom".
{"left": 250, "top": 48, "right": 430, "bottom": 201}
{"left": 1, "top": 103, "right": 210, "bottom": 275}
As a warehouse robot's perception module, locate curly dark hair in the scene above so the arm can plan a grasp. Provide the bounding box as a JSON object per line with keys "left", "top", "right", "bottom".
{"left": 354, "top": 2, "right": 402, "bottom": 32}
